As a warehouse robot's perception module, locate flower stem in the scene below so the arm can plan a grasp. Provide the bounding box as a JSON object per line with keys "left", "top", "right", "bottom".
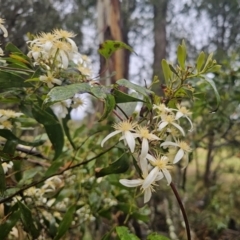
{"left": 170, "top": 182, "right": 191, "bottom": 240}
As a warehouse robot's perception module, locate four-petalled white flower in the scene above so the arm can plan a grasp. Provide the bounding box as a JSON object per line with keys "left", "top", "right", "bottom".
{"left": 160, "top": 140, "right": 192, "bottom": 164}
{"left": 101, "top": 120, "right": 137, "bottom": 153}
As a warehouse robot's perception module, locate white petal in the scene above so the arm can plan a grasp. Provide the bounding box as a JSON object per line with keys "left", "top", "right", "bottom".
{"left": 158, "top": 121, "right": 168, "bottom": 131}
{"left": 101, "top": 130, "right": 121, "bottom": 147}
{"left": 171, "top": 122, "right": 185, "bottom": 136}
{"left": 155, "top": 172, "right": 164, "bottom": 181}
{"left": 139, "top": 156, "right": 149, "bottom": 177}
{"left": 146, "top": 154, "right": 156, "bottom": 162}
{"left": 142, "top": 167, "right": 159, "bottom": 189}
{"left": 160, "top": 141, "right": 179, "bottom": 148}
{"left": 119, "top": 179, "right": 143, "bottom": 187}
{"left": 52, "top": 78, "right": 62, "bottom": 86}
{"left": 173, "top": 149, "right": 184, "bottom": 164}
{"left": 124, "top": 131, "right": 136, "bottom": 153}
{"left": 186, "top": 116, "right": 194, "bottom": 131}
{"left": 162, "top": 169, "right": 172, "bottom": 185}
{"left": 59, "top": 50, "right": 69, "bottom": 69}
{"left": 144, "top": 187, "right": 152, "bottom": 203}
{"left": 140, "top": 138, "right": 149, "bottom": 158}
{"left": 175, "top": 111, "right": 183, "bottom": 120}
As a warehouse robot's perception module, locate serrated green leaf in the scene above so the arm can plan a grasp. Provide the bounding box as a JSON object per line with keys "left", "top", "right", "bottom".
{"left": 177, "top": 45, "right": 185, "bottom": 69}
{"left": 201, "top": 76, "right": 220, "bottom": 111}
{"left": 54, "top": 205, "right": 76, "bottom": 240}
{"left": 196, "top": 51, "right": 205, "bottom": 72}
{"left": 18, "top": 201, "right": 39, "bottom": 238}
{"left": 0, "top": 208, "right": 21, "bottom": 239}
{"left": 98, "top": 40, "right": 134, "bottom": 60}
{"left": 0, "top": 129, "right": 44, "bottom": 146}
{"left": 116, "top": 79, "right": 153, "bottom": 98}
{"left": 147, "top": 232, "right": 170, "bottom": 240}
{"left": 161, "top": 59, "right": 172, "bottom": 84}
{"left": 116, "top": 226, "right": 140, "bottom": 240}
{"left": 98, "top": 94, "right": 115, "bottom": 121}
{"left": 44, "top": 83, "right": 91, "bottom": 106}
{"left": 95, "top": 153, "right": 129, "bottom": 178}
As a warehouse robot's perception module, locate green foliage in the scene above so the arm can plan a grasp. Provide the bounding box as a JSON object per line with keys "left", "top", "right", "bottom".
{"left": 115, "top": 226, "right": 140, "bottom": 240}
{"left": 95, "top": 152, "right": 129, "bottom": 178}
{"left": 0, "top": 30, "right": 223, "bottom": 240}
{"left": 54, "top": 205, "right": 76, "bottom": 240}
{"left": 147, "top": 233, "right": 170, "bottom": 240}
{"left": 98, "top": 40, "right": 134, "bottom": 60}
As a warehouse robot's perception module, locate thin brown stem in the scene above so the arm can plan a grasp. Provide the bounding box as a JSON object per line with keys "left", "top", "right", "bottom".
{"left": 170, "top": 182, "right": 191, "bottom": 240}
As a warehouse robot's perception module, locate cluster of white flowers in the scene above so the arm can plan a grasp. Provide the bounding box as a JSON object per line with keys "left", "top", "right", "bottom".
{"left": 0, "top": 109, "right": 23, "bottom": 130}
{"left": 101, "top": 103, "right": 192, "bottom": 203}
{"left": 74, "top": 205, "right": 96, "bottom": 225}
{"left": 1, "top": 159, "right": 13, "bottom": 174}
{"left": 27, "top": 29, "right": 91, "bottom": 88}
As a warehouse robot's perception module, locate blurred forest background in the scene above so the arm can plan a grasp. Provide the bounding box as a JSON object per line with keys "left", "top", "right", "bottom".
{"left": 1, "top": 0, "right": 240, "bottom": 239}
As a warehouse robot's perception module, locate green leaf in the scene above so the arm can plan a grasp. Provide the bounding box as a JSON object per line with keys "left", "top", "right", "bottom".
{"left": 44, "top": 83, "right": 91, "bottom": 106}
{"left": 90, "top": 85, "right": 110, "bottom": 99}
{"left": 202, "top": 52, "right": 213, "bottom": 71}
{"left": 54, "top": 205, "right": 76, "bottom": 240}
{"left": 177, "top": 45, "right": 185, "bottom": 69}
{"left": 0, "top": 163, "right": 6, "bottom": 195}
{"left": 116, "top": 79, "right": 153, "bottom": 98}
{"left": 147, "top": 232, "right": 170, "bottom": 240}
{"left": 201, "top": 76, "right": 220, "bottom": 111}
{"left": 5, "top": 42, "right": 26, "bottom": 56}
{"left": 206, "top": 64, "right": 221, "bottom": 73}
{"left": 0, "top": 71, "right": 31, "bottom": 89}
{"left": 18, "top": 201, "right": 39, "bottom": 239}
{"left": 32, "top": 105, "right": 64, "bottom": 160}
{"left": 113, "top": 89, "right": 144, "bottom": 103}
{"left": 0, "top": 208, "right": 21, "bottom": 239}
{"left": 0, "top": 129, "right": 44, "bottom": 146}
{"left": 161, "top": 59, "right": 172, "bottom": 84}
{"left": 115, "top": 226, "right": 140, "bottom": 240}
{"left": 45, "top": 160, "right": 64, "bottom": 177}
{"left": 0, "top": 139, "right": 18, "bottom": 195}
{"left": 98, "top": 40, "right": 134, "bottom": 60}
{"left": 196, "top": 51, "right": 205, "bottom": 72}
{"left": 98, "top": 94, "right": 115, "bottom": 121}
{"left": 95, "top": 153, "right": 129, "bottom": 178}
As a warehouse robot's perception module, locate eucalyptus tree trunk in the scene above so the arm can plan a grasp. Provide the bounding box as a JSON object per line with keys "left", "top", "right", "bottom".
{"left": 151, "top": 0, "right": 168, "bottom": 95}
{"left": 97, "top": 0, "right": 127, "bottom": 85}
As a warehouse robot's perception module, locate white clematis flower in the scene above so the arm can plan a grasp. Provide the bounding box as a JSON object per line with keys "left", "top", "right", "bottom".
{"left": 171, "top": 104, "right": 193, "bottom": 131}
{"left": 51, "top": 99, "right": 71, "bottom": 118}
{"left": 120, "top": 171, "right": 163, "bottom": 203}
{"left": 101, "top": 120, "right": 138, "bottom": 152}
{"left": 134, "top": 126, "right": 160, "bottom": 158}
{"left": 146, "top": 154, "right": 172, "bottom": 185}
{"left": 160, "top": 140, "right": 192, "bottom": 164}
{"left": 158, "top": 113, "right": 185, "bottom": 136}
{"left": 39, "top": 71, "right": 62, "bottom": 88}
